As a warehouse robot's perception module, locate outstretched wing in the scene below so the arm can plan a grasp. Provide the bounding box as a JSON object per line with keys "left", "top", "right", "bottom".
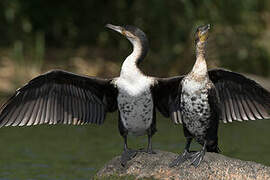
{"left": 208, "top": 68, "right": 270, "bottom": 123}
{"left": 0, "top": 70, "right": 118, "bottom": 127}
{"left": 153, "top": 76, "right": 184, "bottom": 124}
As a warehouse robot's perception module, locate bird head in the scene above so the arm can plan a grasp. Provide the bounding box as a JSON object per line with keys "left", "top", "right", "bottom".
{"left": 106, "top": 24, "right": 148, "bottom": 47}
{"left": 195, "top": 24, "right": 210, "bottom": 44}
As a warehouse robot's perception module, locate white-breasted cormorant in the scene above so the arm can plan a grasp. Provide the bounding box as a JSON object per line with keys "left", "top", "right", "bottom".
{"left": 0, "top": 24, "right": 183, "bottom": 166}
{"left": 168, "top": 24, "right": 270, "bottom": 167}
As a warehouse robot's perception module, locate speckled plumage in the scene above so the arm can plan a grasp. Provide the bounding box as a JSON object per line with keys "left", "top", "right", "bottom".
{"left": 170, "top": 25, "right": 220, "bottom": 168}
{"left": 181, "top": 76, "right": 214, "bottom": 143}
{"left": 116, "top": 77, "right": 154, "bottom": 136}
{"left": 178, "top": 47, "right": 220, "bottom": 149}
{"left": 171, "top": 24, "right": 270, "bottom": 168}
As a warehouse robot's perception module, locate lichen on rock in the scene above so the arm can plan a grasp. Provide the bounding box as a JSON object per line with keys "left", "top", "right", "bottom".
{"left": 96, "top": 150, "right": 270, "bottom": 180}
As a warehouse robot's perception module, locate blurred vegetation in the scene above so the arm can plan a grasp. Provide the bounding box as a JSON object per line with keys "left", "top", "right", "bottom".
{"left": 0, "top": 2, "right": 269, "bottom": 179}
{"left": 0, "top": 1, "right": 269, "bottom": 94}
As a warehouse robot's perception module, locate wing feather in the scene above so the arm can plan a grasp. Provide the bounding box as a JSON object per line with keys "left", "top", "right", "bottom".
{"left": 1, "top": 103, "right": 17, "bottom": 127}
{"left": 153, "top": 76, "right": 184, "bottom": 124}
{"left": 224, "top": 88, "right": 237, "bottom": 121}
{"left": 241, "top": 95, "right": 255, "bottom": 120}
{"left": 0, "top": 70, "right": 118, "bottom": 127}
{"left": 27, "top": 89, "right": 42, "bottom": 126}
{"left": 230, "top": 90, "right": 242, "bottom": 121}
{"left": 87, "top": 102, "right": 93, "bottom": 124}
{"left": 224, "top": 89, "right": 233, "bottom": 122}
{"left": 209, "top": 68, "right": 270, "bottom": 123}
{"left": 217, "top": 84, "right": 227, "bottom": 123}
{"left": 39, "top": 86, "right": 49, "bottom": 124}
{"left": 62, "top": 94, "right": 69, "bottom": 124}
{"left": 24, "top": 95, "right": 35, "bottom": 126}
{"left": 34, "top": 87, "right": 44, "bottom": 125}
{"left": 15, "top": 92, "right": 32, "bottom": 126}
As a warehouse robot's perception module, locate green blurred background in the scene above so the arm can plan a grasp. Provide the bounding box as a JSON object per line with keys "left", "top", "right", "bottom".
{"left": 0, "top": 0, "right": 269, "bottom": 179}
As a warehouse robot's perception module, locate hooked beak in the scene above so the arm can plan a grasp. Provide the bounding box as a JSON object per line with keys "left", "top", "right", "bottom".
{"left": 105, "top": 24, "right": 123, "bottom": 34}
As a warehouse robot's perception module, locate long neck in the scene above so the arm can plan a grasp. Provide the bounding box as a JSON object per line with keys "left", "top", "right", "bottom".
{"left": 120, "top": 39, "right": 148, "bottom": 78}
{"left": 191, "top": 41, "right": 208, "bottom": 77}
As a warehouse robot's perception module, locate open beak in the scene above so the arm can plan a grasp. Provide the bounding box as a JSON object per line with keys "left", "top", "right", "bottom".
{"left": 105, "top": 24, "right": 123, "bottom": 34}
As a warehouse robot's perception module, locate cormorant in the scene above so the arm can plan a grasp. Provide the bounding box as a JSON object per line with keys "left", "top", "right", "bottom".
{"left": 168, "top": 24, "right": 270, "bottom": 167}
{"left": 0, "top": 24, "right": 183, "bottom": 166}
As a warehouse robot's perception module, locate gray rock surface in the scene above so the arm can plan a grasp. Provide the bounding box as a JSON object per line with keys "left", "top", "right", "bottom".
{"left": 96, "top": 150, "right": 270, "bottom": 180}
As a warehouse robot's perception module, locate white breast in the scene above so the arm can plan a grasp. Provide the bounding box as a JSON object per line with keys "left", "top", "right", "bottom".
{"left": 115, "top": 76, "right": 154, "bottom": 136}
{"left": 182, "top": 77, "right": 206, "bottom": 93}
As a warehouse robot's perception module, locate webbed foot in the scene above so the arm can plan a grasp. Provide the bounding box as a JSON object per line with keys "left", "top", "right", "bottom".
{"left": 189, "top": 149, "right": 205, "bottom": 167}
{"left": 169, "top": 150, "right": 192, "bottom": 167}
{"left": 120, "top": 149, "right": 137, "bottom": 167}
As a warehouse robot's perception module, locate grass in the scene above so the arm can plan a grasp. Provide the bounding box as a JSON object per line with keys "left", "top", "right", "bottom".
{"left": 0, "top": 113, "right": 269, "bottom": 179}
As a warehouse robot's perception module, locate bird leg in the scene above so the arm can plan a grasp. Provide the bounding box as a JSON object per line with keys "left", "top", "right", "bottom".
{"left": 169, "top": 137, "right": 193, "bottom": 167}
{"left": 120, "top": 135, "right": 137, "bottom": 167}
{"left": 189, "top": 140, "right": 207, "bottom": 167}
{"left": 146, "top": 134, "right": 156, "bottom": 154}
{"left": 139, "top": 129, "right": 156, "bottom": 154}
{"left": 139, "top": 133, "right": 156, "bottom": 154}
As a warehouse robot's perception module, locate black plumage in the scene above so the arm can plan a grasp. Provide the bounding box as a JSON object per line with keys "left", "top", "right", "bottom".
{"left": 208, "top": 69, "right": 270, "bottom": 122}
{"left": 169, "top": 24, "right": 270, "bottom": 167}
{"left": 0, "top": 70, "right": 118, "bottom": 127}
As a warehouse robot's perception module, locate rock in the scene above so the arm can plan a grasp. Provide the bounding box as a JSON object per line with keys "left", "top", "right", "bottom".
{"left": 95, "top": 150, "right": 270, "bottom": 180}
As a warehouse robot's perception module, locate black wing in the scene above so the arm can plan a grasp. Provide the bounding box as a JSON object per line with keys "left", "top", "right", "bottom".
{"left": 153, "top": 76, "right": 184, "bottom": 124}
{"left": 208, "top": 68, "right": 270, "bottom": 123}
{"left": 0, "top": 70, "right": 118, "bottom": 127}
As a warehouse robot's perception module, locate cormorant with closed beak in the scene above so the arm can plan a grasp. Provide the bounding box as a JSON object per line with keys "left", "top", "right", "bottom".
{"left": 0, "top": 24, "right": 183, "bottom": 166}
{"left": 168, "top": 24, "right": 270, "bottom": 167}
